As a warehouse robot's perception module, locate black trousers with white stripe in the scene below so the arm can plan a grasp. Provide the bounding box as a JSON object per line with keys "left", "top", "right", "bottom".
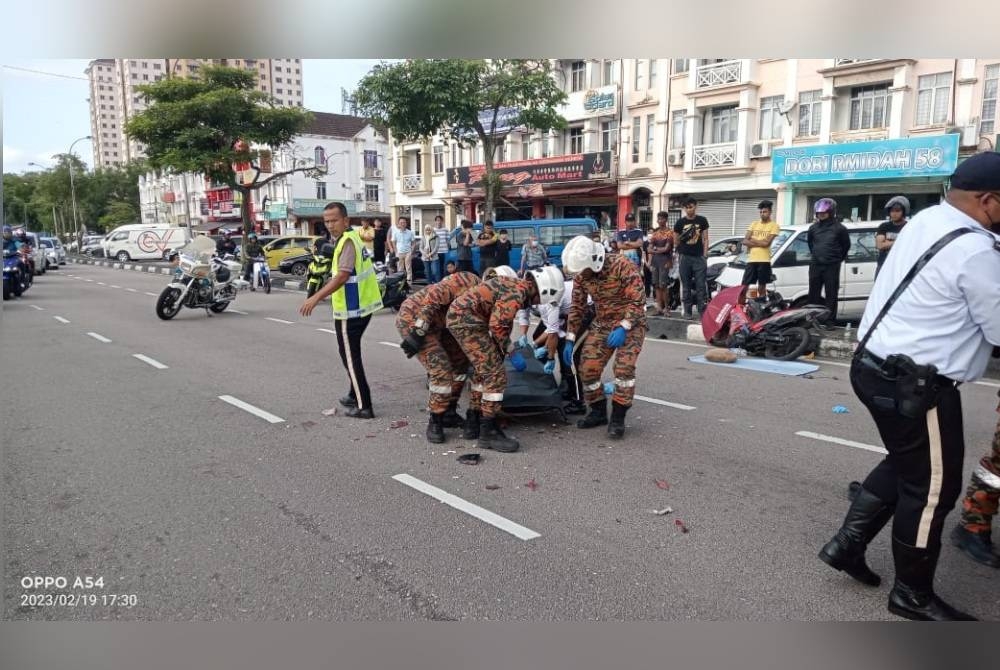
{"left": 851, "top": 358, "right": 965, "bottom": 549}
{"left": 336, "top": 315, "right": 373, "bottom": 411}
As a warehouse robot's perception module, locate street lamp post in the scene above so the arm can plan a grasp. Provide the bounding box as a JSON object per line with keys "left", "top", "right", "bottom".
{"left": 67, "top": 135, "right": 92, "bottom": 248}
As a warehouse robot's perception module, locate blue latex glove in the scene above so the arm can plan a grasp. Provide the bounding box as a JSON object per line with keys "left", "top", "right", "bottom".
{"left": 534, "top": 345, "right": 549, "bottom": 361}
{"left": 606, "top": 326, "right": 627, "bottom": 348}
{"left": 509, "top": 351, "right": 527, "bottom": 372}
{"left": 515, "top": 335, "right": 529, "bottom": 349}
{"left": 543, "top": 360, "right": 556, "bottom": 375}
{"left": 603, "top": 382, "right": 616, "bottom": 396}
{"left": 561, "top": 341, "right": 575, "bottom": 367}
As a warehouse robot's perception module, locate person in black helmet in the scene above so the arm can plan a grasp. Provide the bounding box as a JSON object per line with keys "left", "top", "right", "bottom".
{"left": 806, "top": 198, "right": 849, "bottom": 329}
{"left": 875, "top": 196, "right": 910, "bottom": 276}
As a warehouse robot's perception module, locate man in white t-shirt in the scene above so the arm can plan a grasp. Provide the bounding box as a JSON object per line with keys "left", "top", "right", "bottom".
{"left": 388, "top": 216, "right": 416, "bottom": 284}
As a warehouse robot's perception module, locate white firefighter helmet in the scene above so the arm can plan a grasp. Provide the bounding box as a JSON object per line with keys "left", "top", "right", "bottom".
{"left": 483, "top": 264, "right": 518, "bottom": 280}
{"left": 561, "top": 235, "right": 605, "bottom": 274}
{"left": 528, "top": 265, "right": 566, "bottom": 306}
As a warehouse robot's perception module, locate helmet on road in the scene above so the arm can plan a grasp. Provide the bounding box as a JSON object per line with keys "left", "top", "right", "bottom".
{"left": 528, "top": 265, "right": 565, "bottom": 306}
{"left": 561, "top": 235, "right": 605, "bottom": 274}
{"left": 814, "top": 198, "right": 837, "bottom": 215}
{"left": 884, "top": 195, "right": 911, "bottom": 216}
{"left": 483, "top": 265, "right": 517, "bottom": 280}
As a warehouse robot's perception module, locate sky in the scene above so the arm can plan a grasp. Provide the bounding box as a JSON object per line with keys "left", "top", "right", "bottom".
{"left": 1, "top": 59, "right": 383, "bottom": 174}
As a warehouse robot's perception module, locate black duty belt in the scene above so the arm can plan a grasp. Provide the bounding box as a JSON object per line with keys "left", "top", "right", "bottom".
{"left": 857, "top": 348, "right": 957, "bottom": 388}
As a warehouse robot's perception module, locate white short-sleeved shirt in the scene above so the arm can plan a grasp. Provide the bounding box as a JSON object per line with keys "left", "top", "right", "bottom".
{"left": 537, "top": 280, "right": 587, "bottom": 337}
{"left": 859, "top": 201, "right": 1000, "bottom": 382}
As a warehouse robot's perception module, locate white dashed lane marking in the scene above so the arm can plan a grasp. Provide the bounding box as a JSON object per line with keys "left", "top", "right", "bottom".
{"left": 132, "top": 354, "right": 168, "bottom": 370}
{"left": 795, "top": 431, "right": 887, "bottom": 455}
{"left": 392, "top": 474, "right": 541, "bottom": 541}
{"left": 87, "top": 332, "right": 112, "bottom": 343}
{"left": 265, "top": 317, "right": 295, "bottom": 325}
{"left": 53, "top": 316, "right": 70, "bottom": 324}
{"left": 218, "top": 395, "right": 285, "bottom": 424}
{"left": 634, "top": 394, "right": 696, "bottom": 411}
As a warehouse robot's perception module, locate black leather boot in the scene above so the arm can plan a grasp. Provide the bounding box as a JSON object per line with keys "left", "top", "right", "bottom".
{"left": 462, "top": 409, "right": 481, "bottom": 440}
{"left": 887, "top": 537, "right": 978, "bottom": 621}
{"left": 339, "top": 394, "right": 358, "bottom": 408}
{"left": 607, "top": 402, "right": 628, "bottom": 440}
{"left": 950, "top": 525, "right": 1000, "bottom": 568}
{"left": 441, "top": 400, "right": 466, "bottom": 429}
{"left": 478, "top": 417, "right": 520, "bottom": 453}
{"left": 818, "top": 486, "right": 894, "bottom": 586}
{"left": 577, "top": 399, "right": 608, "bottom": 429}
{"left": 426, "top": 413, "right": 445, "bottom": 444}
{"left": 847, "top": 480, "right": 861, "bottom": 502}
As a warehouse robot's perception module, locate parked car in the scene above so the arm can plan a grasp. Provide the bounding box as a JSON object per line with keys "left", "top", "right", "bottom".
{"left": 715, "top": 221, "right": 880, "bottom": 323}
{"left": 82, "top": 237, "right": 106, "bottom": 256}
{"left": 706, "top": 236, "right": 745, "bottom": 268}
{"left": 262, "top": 235, "right": 321, "bottom": 270}
{"left": 103, "top": 223, "right": 192, "bottom": 262}
{"left": 23, "top": 232, "right": 47, "bottom": 275}
{"left": 39, "top": 237, "right": 67, "bottom": 268}
{"left": 443, "top": 218, "right": 598, "bottom": 273}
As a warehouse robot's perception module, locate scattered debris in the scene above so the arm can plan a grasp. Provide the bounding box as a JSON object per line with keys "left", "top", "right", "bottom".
{"left": 647, "top": 507, "right": 674, "bottom": 516}
{"left": 674, "top": 519, "right": 690, "bottom": 533}
{"left": 832, "top": 405, "right": 850, "bottom": 414}
{"left": 457, "top": 453, "right": 481, "bottom": 465}
{"left": 803, "top": 374, "right": 814, "bottom": 379}
{"left": 659, "top": 334, "right": 668, "bottom": 340}
{"left": 654, "top": 479, "right": 670, "bottom": 490}
{"left": 525, "top": 478, "right": 539, "bottom": 491}
{"left": 389, "top": 419, "right": 409, "bottom": 429}
{"left": 321, "top": 407, "right": 337, "bottom": 417}
{"left": 300, "top": 420, "right": 317, "bottom": 430}
{"left": 365, "top": 434, "right": 376, "bottom": 438}
{"left": 485, "top": 484, "right": 501, "bottom": 490}
{"left": 409, "top": 434, "right": 418, "bottom": 438}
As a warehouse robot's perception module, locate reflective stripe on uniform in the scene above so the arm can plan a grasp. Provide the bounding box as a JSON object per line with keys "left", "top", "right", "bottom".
{"left": 471, "top": 383, "right": 485, "bottom": 392}
{"left": 344, "top": 266, "right": 375, "bottom": 284}
{"left": 584, "top": 381, "right": 603, "bottom": 391}
{"left": 614, "top": 378, "right": 636, "bottom": 388}
{"left": 429, "top": 384, "right": 453, "bottom": 394}
{"left": 482, "top": 392, "right": 504, "bottom": 402}
{"left": 973, "top": 463, "right": 1000, "bottom": 491}
{"left": 916, "top": 407, "right": 944, "bottom": 549}
{"left": 454, "top": 374, "right": 468, "bottom": 382}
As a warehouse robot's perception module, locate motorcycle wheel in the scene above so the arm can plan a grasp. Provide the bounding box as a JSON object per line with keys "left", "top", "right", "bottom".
{"left": 764, "top": 326, "right": 811, "bottom": 361}
{"left": 155, "top": 287, "right": 183, "bottom": 320}
{"left": 3, "top": 278, "right": 10, "bottom": 300}
{"left": 209, "top": 301, "right": 230, "bottom": 313}
{"left": 263, "top": 274, "right": 271, "bottom": 294}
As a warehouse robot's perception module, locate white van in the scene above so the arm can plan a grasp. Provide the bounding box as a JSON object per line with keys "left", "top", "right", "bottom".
{"left": 102, "top": 224, "right": 192, "bottom": 262}
{"left": 715, "top": 221, "right": 881, "bottom": 323}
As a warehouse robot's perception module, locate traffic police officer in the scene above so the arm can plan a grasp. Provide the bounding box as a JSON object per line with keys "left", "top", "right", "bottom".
{"left": 818, "top": 152, "right": 1000, "bottom": 621}
{"left": 300, "top": 202, "right": 383, "bottom": 419}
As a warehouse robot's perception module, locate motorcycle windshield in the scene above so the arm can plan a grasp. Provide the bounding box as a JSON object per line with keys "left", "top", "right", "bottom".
{"left": 176, "top": 236, "right": 216, "bottom": 263}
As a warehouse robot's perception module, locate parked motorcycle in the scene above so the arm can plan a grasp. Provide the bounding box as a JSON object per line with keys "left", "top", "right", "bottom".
{"left": 374, "top": 260, "right": 408, "bottom": 312}
{"left": 156, "top": 237, "right": 248, "bottom": 320}
{"left": 701, "top": 285, "right": 828, "bottom": 361}
{"left": 3, "top": 248, "right": 27, "bottom": 300}
{"left": 250, "top": 256, "right": 271, "bottom": 294}
{"left": 305, "top": 245, "right": 333, "bottom": 298}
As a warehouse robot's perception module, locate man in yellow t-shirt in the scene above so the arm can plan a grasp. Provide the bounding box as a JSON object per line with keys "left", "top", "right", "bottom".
{"left": 741, "top": 200, "right": 780, "bottom": 298}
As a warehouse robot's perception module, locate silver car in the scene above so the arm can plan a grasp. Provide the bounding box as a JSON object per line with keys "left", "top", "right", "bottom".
{"left": 41, "top": 237, "right": 67, "bottom": 268}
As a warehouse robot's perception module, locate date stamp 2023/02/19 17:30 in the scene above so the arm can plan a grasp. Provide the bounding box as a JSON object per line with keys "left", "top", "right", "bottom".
{"left": 16, "top": 575, "right": 138, "bottom": 611}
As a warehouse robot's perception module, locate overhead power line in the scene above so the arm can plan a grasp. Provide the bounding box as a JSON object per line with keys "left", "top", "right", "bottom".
{"left": 1, "top": 65, "right": 89, "bottom": 81}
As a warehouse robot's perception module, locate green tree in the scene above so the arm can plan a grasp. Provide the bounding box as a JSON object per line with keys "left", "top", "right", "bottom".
{"left": 98, "top": 200, "right": 139, "bottom": 228}
{"left": 352, "top": 59, "right": 567, "bottom": 221}
{"left": 125, "top": 65, "right": 318, "bottom": 256}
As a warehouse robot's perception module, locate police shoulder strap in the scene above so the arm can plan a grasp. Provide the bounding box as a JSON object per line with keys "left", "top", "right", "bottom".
{"left": 855, "top": 227, "right": 974, "bottom": 358}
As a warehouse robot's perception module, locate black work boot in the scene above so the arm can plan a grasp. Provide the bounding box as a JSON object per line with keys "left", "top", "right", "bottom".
{"left": 887, "top": 537, "right": 977, "bottom": 621}
{"left": 426, "top": 413, "right": 445, "bottom": 444}
{"left": 478, "top": 417, "right": 520, "bottom": 453}
{"left": 607, "top": 402, "right": 628, "bottom": 440}
{"left": 339, "top": 394, "right": 358, "bottom": 408}
{"left": 563, "top": 400, "right": 587, "bottom": 415}
{"left": 441, "top": 400, "right": 466, "bottom": 429}
{"left": 577, "top": 399, "right": 608, "bottom": 429}
{"left": 847, "top": 480, "right": 862, "bottom": 502}
{"left": 951, "top": 525, "right": 1000, "bottom": 568}
{"left": 462, "top": 409, "right": 481, "bottom": 440}
{"left": 818, "top": 485, "right": 894, "bottom": 587}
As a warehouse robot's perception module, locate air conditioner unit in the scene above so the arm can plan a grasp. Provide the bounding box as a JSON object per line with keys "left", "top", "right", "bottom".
{"left": 353, "top": 192, "right": 364, "bottom": 201}
{"left": 667, "top": 150, "right": 685, "bottom": 167}
{"left": 372, "top": 168, "right": 383, "bottom": 178}
{"left": 960, "top": 122, "right": 980, "bottom": 147}
{"left": 750, "top": 142, "right": 772, "bottom": 159}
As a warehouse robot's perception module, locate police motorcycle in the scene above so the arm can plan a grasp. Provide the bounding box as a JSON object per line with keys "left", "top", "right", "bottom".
{"left": 155, "top": 236, "right": 248, "bottom": 320}
{"left": 3, "top": 247, "right": 28, "bottom": 300}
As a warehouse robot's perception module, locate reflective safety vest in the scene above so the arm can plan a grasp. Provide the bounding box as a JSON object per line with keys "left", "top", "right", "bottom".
{"left": 331, "top": 229, "right": 383, "bottom": 320}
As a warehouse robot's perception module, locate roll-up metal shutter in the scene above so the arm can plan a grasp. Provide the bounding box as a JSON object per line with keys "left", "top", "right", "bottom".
{"left": 694, "top": 199, "right": 737, "bottom": 236}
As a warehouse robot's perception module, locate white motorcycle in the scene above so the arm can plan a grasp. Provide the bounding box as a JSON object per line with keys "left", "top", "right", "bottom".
{"left": 156, "top": 237, "right": 249, "bottom": 320}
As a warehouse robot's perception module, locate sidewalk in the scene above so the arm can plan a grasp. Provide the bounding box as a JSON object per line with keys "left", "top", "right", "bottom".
{"left": 67, "top": 255, "right": 312, "bottom": 292}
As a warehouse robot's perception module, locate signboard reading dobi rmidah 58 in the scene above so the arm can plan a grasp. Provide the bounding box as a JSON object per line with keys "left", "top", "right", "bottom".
{"left": 771, "top": 134, "right": 959, "bottom": 183}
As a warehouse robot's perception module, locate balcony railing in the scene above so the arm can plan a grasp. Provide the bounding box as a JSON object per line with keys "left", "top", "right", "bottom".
{"left": 401, "top": 174, "right": 425, "bottom": 192}
{"left": 691, "top": 142, "right": 738, "bottom": 169}
{"left": 695, "top": 60, "right": 742, "bottom": 89}
{"left": 834, "top": 59, "right": 881, "bottom": 66}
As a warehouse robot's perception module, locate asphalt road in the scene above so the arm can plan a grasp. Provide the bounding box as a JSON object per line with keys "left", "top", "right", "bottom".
{"left": 4, "top": 263, "right": 999, "bottom": 621}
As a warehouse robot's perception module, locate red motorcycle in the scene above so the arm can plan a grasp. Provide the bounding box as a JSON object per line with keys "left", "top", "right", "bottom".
{"left": 701, "top": 285, "right": 828, "bottom": 361}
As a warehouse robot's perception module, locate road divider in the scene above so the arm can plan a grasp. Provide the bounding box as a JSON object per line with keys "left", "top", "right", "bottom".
{"left": 392, "top": 474, "right": 541, "bottom": 541}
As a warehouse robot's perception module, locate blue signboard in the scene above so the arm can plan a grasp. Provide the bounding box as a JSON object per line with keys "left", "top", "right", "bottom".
{"left": 771, "top": 134, "right": 959, "bottom": 183}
